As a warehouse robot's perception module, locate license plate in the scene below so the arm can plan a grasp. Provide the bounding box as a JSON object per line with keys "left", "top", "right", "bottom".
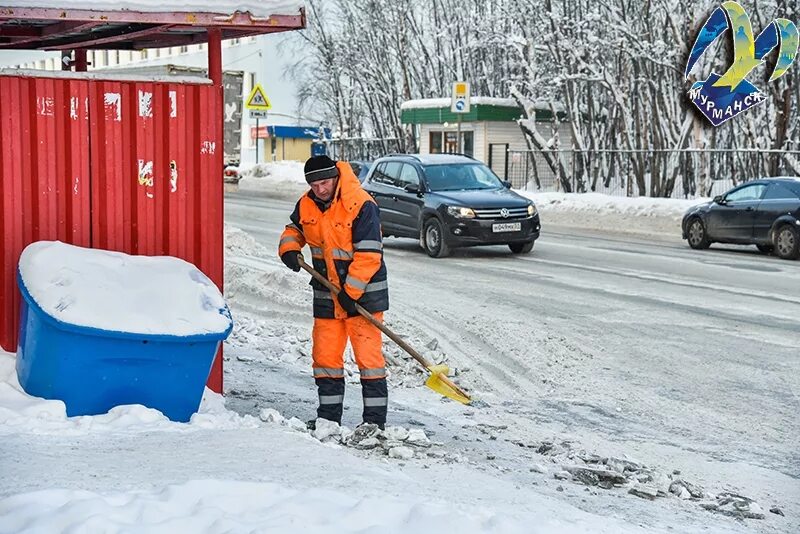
{"left": 492, "top": 222, "right": 521, "bottom": 233}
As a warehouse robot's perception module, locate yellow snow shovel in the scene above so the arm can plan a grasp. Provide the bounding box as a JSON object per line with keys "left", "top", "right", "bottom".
{"left": 298, "top": 257, "right": 471, "bottom": 405}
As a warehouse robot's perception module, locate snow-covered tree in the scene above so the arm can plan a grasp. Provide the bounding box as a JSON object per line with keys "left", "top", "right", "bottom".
{"left": 291, "top": 0, "right": 800, "bottom": 196}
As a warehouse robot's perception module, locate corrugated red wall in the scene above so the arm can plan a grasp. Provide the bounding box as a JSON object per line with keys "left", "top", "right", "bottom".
{"left": 0, "top": 72, "right": 224, "bottom": 390}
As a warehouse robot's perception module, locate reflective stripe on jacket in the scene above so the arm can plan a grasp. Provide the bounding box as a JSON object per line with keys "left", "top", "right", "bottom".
{"left": 278, "top": 161, "right": 389, "bottom": 319}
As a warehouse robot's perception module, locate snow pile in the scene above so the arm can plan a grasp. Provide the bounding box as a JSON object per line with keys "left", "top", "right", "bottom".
{"left": 0, "top": 479, "right": 531, "bottom": 534}
{"left": 18, "top": 241, "right": 230, "bottom": 336}
{"left": 520, "top": 192, "right": 706, "bottom": 219}
{"left": 224, "top": 223, "right": 273, "bottom": 258}
{"left": 223, "top": 226, "right": 310, "bottom": 327}
{"left": 258, "top": 409, "right": 438, "bottom": 461}
{"left": 516, "top": 191, "right": 708, "bottom": 237}
{"left": 0, "top": 351, "right": 259, "bottom": 435}
{"left": 1, "top": 1, "right": 304, "bottom": 16}
{"left": 237, "top": 160, "right": 307, "bottom": 198}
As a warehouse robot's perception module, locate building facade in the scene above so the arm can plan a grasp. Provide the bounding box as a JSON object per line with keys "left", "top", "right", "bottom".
{"left": 400, "top": 97, "right": 572, "bottom": 181}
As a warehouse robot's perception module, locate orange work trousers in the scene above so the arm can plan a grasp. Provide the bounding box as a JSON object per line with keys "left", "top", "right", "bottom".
{"left": 312, "top": 312, "right": 385, "bottom": 378}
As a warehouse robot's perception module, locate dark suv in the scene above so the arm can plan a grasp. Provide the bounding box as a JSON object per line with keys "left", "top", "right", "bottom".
{"left": 362, "top": 154, "right": 540, "bottom": 257}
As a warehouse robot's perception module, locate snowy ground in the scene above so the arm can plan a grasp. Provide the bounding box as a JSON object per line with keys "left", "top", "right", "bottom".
{"left": 1, "top": 171, "right": 797, "bottom": 532}
{"left": 220, "top": 192, "right": 799, "bottom": 534}
{"left": 237, "top": 161, "right": 308, "bottom": 200}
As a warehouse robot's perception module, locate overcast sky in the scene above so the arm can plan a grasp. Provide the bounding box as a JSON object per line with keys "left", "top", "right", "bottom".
{"left": 0, "top": 50, "right": 59, "bottom": 66}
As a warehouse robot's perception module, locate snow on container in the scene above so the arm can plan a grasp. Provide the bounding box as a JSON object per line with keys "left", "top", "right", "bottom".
{"left": 15, "top": 241, "right": 232, "bottom": 422}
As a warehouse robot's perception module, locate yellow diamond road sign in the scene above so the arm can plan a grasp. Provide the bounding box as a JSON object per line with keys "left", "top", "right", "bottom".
{"left": 245, "top": 84, "right": 272, "bottom": 111}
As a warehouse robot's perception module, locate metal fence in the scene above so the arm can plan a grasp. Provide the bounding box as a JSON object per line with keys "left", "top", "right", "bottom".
{"left": 506, "top": 149, "right": 800, "bottom": 199}
{"left": 325, "top": 137, "right": 407, "bottom": 161}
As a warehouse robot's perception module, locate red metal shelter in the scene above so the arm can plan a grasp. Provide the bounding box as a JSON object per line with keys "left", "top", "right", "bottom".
{"left": 0, "top": 3, "right": 305, "bottom": 393}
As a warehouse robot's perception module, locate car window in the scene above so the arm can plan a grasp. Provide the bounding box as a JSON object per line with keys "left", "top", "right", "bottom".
{"left": 382, "top": 162, "right": 403, "bottom": 187}
{"left": 370, "top": 162, "right": 392, "bottom": 186}
{"left": 423, "top": 163, "right": 504, "bottom": 192}
{"left": 726, "top": 184, "right": 766, "bottom": 202}
{"left": 763, "top": 182, "right": 800, "bottom": 200}
{"left": 785, "top": 181, "right": 800, "bottom": 197}
{"left": 397, "top": 164, "right": 420, "bottom": 189}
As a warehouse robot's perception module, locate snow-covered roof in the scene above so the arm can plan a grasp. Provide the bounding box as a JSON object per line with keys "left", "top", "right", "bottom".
{"left": 0, "top": 1, "right": 304, "bottom": 17}
{"left": 400, "top": 97, "right": 519, "bottom": 110}
{"left": 18, "top": 241, "right": 231, "bottom": 337}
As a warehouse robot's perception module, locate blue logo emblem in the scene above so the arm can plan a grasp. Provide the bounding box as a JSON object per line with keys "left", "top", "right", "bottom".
{"left": 685, "top": 1, "right": 798, "bottom": 126}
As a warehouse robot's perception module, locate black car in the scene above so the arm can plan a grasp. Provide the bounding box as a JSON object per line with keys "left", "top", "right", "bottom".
{"left": 348, "top": 160, "right": 372, "bottom": 182}
{"left": 362, "top": 154, "right": 540, "bottom": 257}
{"left": 682, "top": 177, "right": 800, "bottom": 259}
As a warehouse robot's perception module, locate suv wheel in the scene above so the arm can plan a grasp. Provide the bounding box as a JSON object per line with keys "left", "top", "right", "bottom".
{"left": 423, "top": 218, "right": 450, "bottom": 258}
{"left": 774, "top": 224, "right": 799, "bottom": 260}
{"left": 509, "top": 241, "right": 534, "bottom": 254}
{"left": 687, "top": 218, "right": 711, "bottom": 249}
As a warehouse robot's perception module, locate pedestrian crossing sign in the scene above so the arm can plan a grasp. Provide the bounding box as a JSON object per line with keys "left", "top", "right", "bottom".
{"left": 245, "top": 84, "right": 272, "bottom": 111}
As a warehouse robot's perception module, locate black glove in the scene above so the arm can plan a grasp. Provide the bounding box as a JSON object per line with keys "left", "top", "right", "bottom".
{"left": 337, "top": 290, "right": 359, "bottom": 315}
{"left": 280, "top": 250, "right": 301, "bottom": 272}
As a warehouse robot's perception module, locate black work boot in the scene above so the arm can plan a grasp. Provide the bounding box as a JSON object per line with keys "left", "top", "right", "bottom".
{"left": 361, "top": 377, "right": 387, "bottom": 430}
{"left": 315, "top": 377, "right": 344, "bottom": 424}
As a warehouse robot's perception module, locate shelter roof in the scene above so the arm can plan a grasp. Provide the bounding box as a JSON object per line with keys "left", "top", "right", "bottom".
{"left": 0, "top": 1, "right": 304, "bottom": 50}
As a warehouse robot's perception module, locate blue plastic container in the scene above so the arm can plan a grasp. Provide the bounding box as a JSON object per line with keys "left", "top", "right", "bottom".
{"left": 15, "top": 270, "right": 232, "bottom": 422}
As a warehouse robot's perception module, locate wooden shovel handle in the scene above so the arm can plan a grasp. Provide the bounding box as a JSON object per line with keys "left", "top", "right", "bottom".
{"left": 298, "top": 257, "right": 468, "bottom": 398}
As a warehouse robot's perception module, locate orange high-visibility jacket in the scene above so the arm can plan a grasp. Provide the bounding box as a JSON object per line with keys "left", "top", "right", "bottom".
{"left": 278, "top": 162, "right": 388, "bottom": 319}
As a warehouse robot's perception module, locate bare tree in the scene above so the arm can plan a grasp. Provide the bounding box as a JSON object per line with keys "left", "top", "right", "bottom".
{"left": 290, "top": 0, "right": 800, "bottom": 194}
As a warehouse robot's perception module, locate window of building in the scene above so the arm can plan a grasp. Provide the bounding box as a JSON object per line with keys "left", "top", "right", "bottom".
{"left": 140, "top": 49, "right": 148, "bottom": 60}
{"left": 179, "top": 45, "right": 189, "bottom": 53}
{"left": 462, "top": 131, "right": 474, "bottom": 156}
{"left": 430, "top": 132, "right": 443, "bottom": 154}
{"left": 429, "top": 130, "right": 473, "bottom": 156}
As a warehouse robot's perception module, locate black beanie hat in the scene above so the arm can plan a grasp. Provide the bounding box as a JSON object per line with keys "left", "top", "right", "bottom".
{"left": 304, "top": 155, "right": 339, "bottom": 183}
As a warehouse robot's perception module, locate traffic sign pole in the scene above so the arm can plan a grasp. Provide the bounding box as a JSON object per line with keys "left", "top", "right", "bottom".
{"left": 450, "top": 81, "right": 470, "bottom": 155}
{"left": 245, "top": 83, "right": 272, "bottom": 165}
{"left": 457, "top": 115, "right": 462, "bottom": 154}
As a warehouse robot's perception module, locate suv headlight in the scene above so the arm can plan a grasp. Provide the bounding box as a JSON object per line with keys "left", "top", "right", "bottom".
{"left": 527, "top": 203, "right": 537, "bottom": 217}
{"left": 447, "top": 206, "right": 476, "bottom": 218}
